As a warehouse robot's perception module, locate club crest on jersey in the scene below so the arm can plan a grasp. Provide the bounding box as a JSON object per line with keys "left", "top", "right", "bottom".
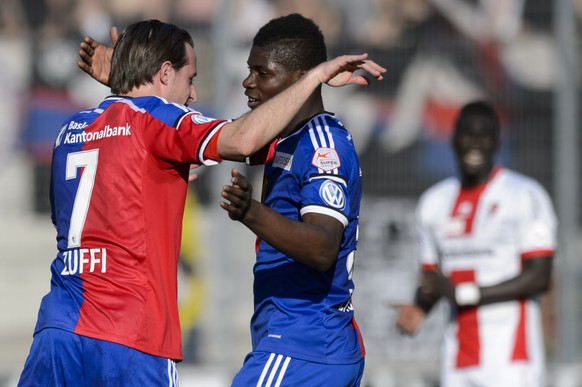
{"left": 273, "top": 151, "right": 293, "bottom": 170}
{"left": 319, "top": 180, "right": 346, "bottom": 210}
{"left": 191, "top": 114, "right": 215, "bottom": 124}
{"left": 312, "top": 147, "right": 340, "bottom": 171}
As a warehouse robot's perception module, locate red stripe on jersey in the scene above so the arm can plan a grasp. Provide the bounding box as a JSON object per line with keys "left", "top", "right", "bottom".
{"left": 511, "top": 299, "right": 529, "bottom": 361}
{"left": 451, "top": 270, "right": 480, "bottom": 368}
{"left": 422, "top": 263, "right": 438, "bottom": 272}
{"left": 521, "top": 249, "right": 554, "bottom": 260}
{"left": 450, "top": 168, "right": 500, "bottom": 234}
{"left": 451, "top": 184, "right": 487, "bottom": 235}
{"left": 255, "top": 139, "right": 280, "bottom": 253}
{"left": 352, "top": 316, "right": 366, "bottom": 357}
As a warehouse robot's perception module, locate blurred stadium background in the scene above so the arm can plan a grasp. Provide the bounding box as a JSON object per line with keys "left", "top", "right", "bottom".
{"left": 0, "top": 0, "right": 580, "bottom": 386}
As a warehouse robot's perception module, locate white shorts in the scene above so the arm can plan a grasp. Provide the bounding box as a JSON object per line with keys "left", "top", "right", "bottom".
{"left": 442, "top": 361, "right": 544, "bottom": 387}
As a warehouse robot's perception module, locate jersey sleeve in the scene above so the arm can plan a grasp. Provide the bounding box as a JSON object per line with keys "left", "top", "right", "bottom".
{"left": 518, "top": 180, "right": 557, "bottom": 259}
{"left": 298, "top": 139, "right": 352, "bottom": 227}
{"left": 141, "top": 101, "right": 227, "bottom": 166}
{"left": 246, "top": 139, "right": 278, "bottom": 166}
{"left": 416, "top": 193, "right": 439, "bottom": 271}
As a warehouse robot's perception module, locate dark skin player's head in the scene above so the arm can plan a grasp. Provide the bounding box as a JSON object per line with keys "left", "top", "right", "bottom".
{"left": 452, "top": 101, "right": 500, "bottom": 188}
{"left": 243, "top": 14, "right": 327, "bottom": 137}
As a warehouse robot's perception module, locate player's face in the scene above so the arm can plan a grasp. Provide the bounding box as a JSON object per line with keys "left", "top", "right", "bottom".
{"left": 242, "top": 46, "right": 302, "bottom": 110}
{"left": 167, "top": 43, "right": 198, "bottom": 106}
{"left": 453, "top": 118, "right": 499, "bottom": 183}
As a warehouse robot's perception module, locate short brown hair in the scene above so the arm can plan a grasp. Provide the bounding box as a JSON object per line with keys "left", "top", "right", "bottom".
{"left": 109, "top": 19, "right": 194, "bottom": 95}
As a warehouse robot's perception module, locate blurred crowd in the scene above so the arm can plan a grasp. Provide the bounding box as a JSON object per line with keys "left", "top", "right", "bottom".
{"left": 0, "top": 0, "right": 573, "bottom": 212}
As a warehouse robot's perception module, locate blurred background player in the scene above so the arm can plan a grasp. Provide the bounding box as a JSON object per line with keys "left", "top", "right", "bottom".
{"left": 219, "top": 14, "right": 366, "bottom": 386}
{"left": 18, "top": 18, "right": 385, "bottom": 386}
{"left": 396, "top": 100, "right": 557, "bottom": 387}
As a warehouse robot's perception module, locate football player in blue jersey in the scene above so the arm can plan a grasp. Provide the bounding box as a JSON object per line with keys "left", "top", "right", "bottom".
{"left": 22, "top": 18, "right": 385, "bottom": 387}
{"left": 78, "top": 13, "right": 380, "bottom": 387}
{"left": 220, "top": 14, "right": 367, "bottom": 386}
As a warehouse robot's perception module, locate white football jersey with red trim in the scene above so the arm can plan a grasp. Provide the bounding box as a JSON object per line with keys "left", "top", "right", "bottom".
{"left": 416, "top": 167, "right": 556, "bottom": 385}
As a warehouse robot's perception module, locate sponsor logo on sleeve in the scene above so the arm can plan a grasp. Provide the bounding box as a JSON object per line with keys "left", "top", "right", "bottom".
{"left": 273, "top": 151, "right": 293, "bottom": 170}
{"left": 319, "top": 180, "right": 346, "bottom": 210}
{"left": 312, "top": 147, "right": 341, "bottom": 171}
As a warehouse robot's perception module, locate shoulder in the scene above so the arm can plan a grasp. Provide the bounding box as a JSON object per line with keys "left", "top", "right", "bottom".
{"left": 124, "top": 96, "right": 207, "bottom": 127}
{"left": 498, "top": 168, "right": 550, "bottom": 197}
{"left": 297, "top": 114, "right": 356, "bottom": 153}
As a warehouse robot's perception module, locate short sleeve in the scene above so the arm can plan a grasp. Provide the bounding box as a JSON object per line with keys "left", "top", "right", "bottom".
{"left": 416, "top": 193, "right": 440, "bottom": 271}
{"left": 518, "top": 181, "right": 557, "bottom": 258}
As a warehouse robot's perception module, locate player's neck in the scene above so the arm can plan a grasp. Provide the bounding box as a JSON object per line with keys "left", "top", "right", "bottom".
{"left": 461, "top": 165, "right": 498, "bottom": 188}
{"left": 282, "top": 94, "right": 324, "bottom": 137}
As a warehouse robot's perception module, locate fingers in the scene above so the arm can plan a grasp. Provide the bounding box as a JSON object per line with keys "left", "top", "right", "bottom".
{"left": 338, "top": 54, "right": 387, "bottom": 79}
{"left": 78, "top": 37, "right": 95, "bottom": 73}
{"left": 230, "top": 168, "right": 250, "bottom": 190}
{"left": 221, "top": 185, "right": 246, "bottom": 206}
{"left": 357, "top": 58, "right": 387, "bottom": 80}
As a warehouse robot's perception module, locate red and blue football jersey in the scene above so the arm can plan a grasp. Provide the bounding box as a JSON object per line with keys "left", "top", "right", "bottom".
{"left": 34, "top": 95, "right": 226, "bottom": 360}
{"left": 248, "top": 113, "right": 365, "bottom": 364}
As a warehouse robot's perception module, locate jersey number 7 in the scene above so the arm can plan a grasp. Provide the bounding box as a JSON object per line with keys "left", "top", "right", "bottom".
{"left": 66, "top": 149, "right": 99, "bottom": 248}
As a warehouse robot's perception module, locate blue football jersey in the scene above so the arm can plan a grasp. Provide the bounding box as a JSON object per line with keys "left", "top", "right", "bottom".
{"left": 249, "top": 112, "right": 365, "bottom": 364}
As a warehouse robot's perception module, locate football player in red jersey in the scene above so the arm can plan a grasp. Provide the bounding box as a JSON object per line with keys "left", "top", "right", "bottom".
{"left": 18, "top": 19, "right": 385, "bottom": 386}
{"left": 396, "top": 101, "right": 556, "bottom": 387}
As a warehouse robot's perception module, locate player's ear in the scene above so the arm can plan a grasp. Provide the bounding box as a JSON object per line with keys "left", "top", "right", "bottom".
{"left": 159, "top": 61, "right": 173, "bottom": 85}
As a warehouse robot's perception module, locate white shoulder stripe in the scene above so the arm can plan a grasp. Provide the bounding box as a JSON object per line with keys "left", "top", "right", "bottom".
{"left": 308, "top": 117, "right": 340, "bottom": 175}
{"left": 315, "top": 120, "right": 328, "bottom": 148}
{"left": 301, "top": 205, "right": 348, "bottom": 227}
{"left": 308, "top": 122, "right": 320, "bottom": 150}
{"left": 118, "top": 98, "right": 146, "bottom": 113}
{"left": 321, "top": 116, "right": 335, "bottom": 149}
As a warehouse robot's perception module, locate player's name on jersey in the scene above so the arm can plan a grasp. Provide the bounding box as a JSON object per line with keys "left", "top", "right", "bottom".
{"left": 60, "top": 123, "right": 132, "bottom": 145}
{"left": 61, "top": 247, "right": 107, "bottom": 275}
{"left": 442, "top": 247, "right": 494, "bottom": 259}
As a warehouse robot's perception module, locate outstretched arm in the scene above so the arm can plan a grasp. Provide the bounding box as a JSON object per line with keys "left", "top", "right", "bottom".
{"left": 78, "top": 31, "right": 387, "bottom": 162}
{"left": 217, "top": 54, "right": 386, "bottom": 161}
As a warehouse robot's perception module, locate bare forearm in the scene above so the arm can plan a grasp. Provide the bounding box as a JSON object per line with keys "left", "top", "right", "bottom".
{"left": 218, "top": 71, "right": 321, "bottom": 160}
{"left": 242, "top": 200, "right": 340, "bottom": 271}
{"left": 479, "top": 260, "right": 552, "bottom": 305}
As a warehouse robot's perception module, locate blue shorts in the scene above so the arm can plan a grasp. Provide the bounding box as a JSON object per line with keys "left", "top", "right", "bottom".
{"left": 18, "top": 328, "right": 179, "bottom": 387}
{"left": 231, "top": 351, "right": 365, "bottom": 387}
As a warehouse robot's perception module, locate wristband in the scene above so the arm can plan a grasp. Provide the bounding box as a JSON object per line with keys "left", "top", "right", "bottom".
{"left": 455, "top": 282, "right": 480, "bottom": 306}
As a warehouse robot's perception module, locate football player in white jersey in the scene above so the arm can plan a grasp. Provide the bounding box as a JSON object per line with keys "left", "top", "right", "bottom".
{"left": 396, "top": 100, "right": 557, "bottom": 387}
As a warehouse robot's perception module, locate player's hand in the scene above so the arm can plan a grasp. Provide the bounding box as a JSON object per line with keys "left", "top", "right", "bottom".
{"left": 188, "top": 164, "right": 201, "bottom": 182}
{"left": 420, "top": 269, "right": 456, "bottom": 302}
{"left": 77, "top": 26, "right": 118, "bottom": 86}
{"left": 220, "top": 168, "right": 253, "bottom": 221}
{"left": 316, "top": 53, "right": 386, "bottom": 87}
{"left": 392, "top": 303, "right": 425, "bottom": 335}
